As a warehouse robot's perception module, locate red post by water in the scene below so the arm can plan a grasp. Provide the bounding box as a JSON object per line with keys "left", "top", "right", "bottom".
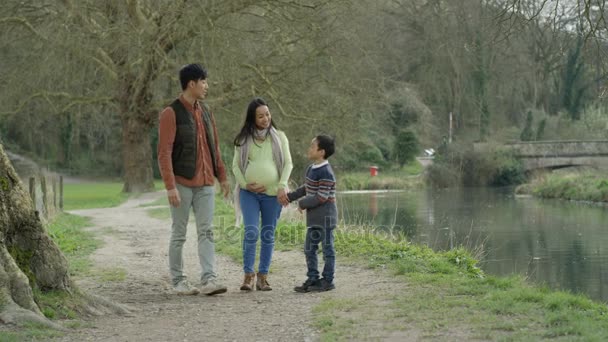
{"left": 370, "top": 166, "right": 378, "bottom": 177}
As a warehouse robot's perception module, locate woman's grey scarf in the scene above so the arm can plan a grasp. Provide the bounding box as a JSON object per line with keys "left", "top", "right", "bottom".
{"left": 238, "top": 127, "right": 284, "bottom": 177}
{"left": 234, "top": 126, "right": 285, "bottom": 225}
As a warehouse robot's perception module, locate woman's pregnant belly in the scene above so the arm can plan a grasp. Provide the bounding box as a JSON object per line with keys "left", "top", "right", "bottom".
{"left": 244, "top": 160, "right": 279, "bottom": 188}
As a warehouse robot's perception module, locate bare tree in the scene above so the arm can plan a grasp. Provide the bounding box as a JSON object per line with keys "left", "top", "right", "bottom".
{"left": 2, "top": 0, "right": 364, "bottom": 191}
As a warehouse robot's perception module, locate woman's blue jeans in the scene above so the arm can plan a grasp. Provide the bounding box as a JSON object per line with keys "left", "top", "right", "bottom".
{"left": 240, "top": 189, "right": 282, "bottom": 274}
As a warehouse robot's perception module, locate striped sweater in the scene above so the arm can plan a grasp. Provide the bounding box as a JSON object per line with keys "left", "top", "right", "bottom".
{"left": 287, "top": 161, "right": 338, "bottom": 228}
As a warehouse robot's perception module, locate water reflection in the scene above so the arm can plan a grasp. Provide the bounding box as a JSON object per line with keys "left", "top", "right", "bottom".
{"left": 338, "top": 188, "right": 608, "bottom": 303}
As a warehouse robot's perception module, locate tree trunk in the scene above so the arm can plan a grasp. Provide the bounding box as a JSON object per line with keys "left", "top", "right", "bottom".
{"left": 121, "top": 115, "right": 154, "bottom": 193}
{"left": 118, "top": 71, "right": 156, "bottom": 194}
{"left": 0, "top": 143, "right": 129, "bottom": 328}
{"left": 0, "top": 143, "right": 69, "bottom": 327}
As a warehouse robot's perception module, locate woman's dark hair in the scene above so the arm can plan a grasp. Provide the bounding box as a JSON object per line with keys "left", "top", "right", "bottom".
{"left": 179, "top": 64, "right": 207, "bottom": 90}
{"left": 233, "top": 97, "right": 277, "bottom": 146}
{"left": 315, "top": 135, "right": 335, "bottom": 159}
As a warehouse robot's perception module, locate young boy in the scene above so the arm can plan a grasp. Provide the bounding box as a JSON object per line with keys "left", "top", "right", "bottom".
{"left": 286, "top": 135, "right": 337, "bottom": 292}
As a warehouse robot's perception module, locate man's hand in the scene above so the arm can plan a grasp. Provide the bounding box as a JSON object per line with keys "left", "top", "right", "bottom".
{"left": 246, "top": 182, "right": 266, "bottom": 193}
{"left": 277, "top": 188, "right": 289, "bottom": 206}
{"left": 167, "top": 188, "right": 181, "bottom": 208}
{"left": 220, "top": 181, "right": 230, "bottom": 198}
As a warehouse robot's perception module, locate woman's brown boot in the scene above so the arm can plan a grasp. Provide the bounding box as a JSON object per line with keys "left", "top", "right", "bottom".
{"left": 256, "top": 272, "right": 272, "bottom": 291}
{"left": 240, "top": 273, "right": 255, "bottom": 291}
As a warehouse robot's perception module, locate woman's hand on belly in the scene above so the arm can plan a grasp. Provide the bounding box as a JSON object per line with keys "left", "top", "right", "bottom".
{"left": 246, "top": 182, "right": 266, "bottom": 193}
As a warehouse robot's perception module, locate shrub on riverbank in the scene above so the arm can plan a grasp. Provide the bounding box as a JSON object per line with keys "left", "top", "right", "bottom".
{"left": 518, "top": 172, "right": 608, "bottom": 202}
{"left": 427, "top": 143, "right": 525, "bottom": 187}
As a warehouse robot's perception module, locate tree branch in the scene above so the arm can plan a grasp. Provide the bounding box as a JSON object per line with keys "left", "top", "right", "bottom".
{"left": 0, "top": 17, "right": 46, "bottom": 40}
{"left": 0, "top": 92, "right": 114, "bottom": 117}
{"left": 126, "top": 0, "right": 148, "bottom": 27}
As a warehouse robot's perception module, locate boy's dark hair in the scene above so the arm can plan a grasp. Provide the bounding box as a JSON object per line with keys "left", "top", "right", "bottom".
{"left": 315, "top": 134, "right": 335, "bottom": 159}
{"left": 179, "top": 64, "right": 207, "bottom": 90}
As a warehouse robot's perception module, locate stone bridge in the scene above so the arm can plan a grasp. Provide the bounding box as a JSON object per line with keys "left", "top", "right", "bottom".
{"left": 475, "top": 140, "right": 608, "bottom": 171}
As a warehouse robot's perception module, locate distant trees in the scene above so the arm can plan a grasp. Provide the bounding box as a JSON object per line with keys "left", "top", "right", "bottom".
{"left": 520, "top": 111, "right": 535, "bottom": 141}
{"left": 2, "top": 0, "right": 608, "bottom": 183}
{"left": 1, "top": 0, "right": 366, "bottom": 189}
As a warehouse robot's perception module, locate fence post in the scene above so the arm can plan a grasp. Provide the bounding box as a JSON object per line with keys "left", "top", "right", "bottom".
{"left": 40, "top": 175, "right": 48, "bottom": 219}
{"left": 29, "top": 177, "right": 36, "bottom": 207}
{"left": 59, "top": 176, "right": 64, "bottom": 210}
{"left": 53, "top": 177, "right": 57, "bottom": 209}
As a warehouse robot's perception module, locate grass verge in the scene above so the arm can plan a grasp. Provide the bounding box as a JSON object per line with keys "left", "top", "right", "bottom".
{"left": 338, "top": 162, "right": 424, "bottom": 191}
{"left": 206, "top": 199, "right": 608, "bottom": 341}
{"left": 62, "top": 179, "right": 166, "bottom": 210}
{"left": 36, "top": 213, "right": 107, "bottom": 322}
{"left": 517, "top": 172, "right": 608, "bottom": 203}
{"left": 47, "top": 213, "right": 99, "bottom": 277}
{"left": 63, "top": 182, "right": 129, "bottom": 210}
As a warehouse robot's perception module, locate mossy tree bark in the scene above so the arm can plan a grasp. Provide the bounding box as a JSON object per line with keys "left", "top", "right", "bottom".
{"left": 0, "top": 143, "right": 127, "bottom": 328}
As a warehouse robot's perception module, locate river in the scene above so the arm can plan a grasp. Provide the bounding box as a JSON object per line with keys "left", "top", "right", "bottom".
{"left": 338, "top": 187, "right": 608, "bottom": 303}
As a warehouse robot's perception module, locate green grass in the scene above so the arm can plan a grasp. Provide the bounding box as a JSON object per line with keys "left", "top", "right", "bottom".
{"left": 0, "top": 322, "right": 64, "bottom": 341}
{"left": 47, "top": 213, "right": 99, "bottom": 276}
{"left": 338, "top": 162, "right": 424, "bottom": 191}
{"left": 310, "top": 232, "right": 608, "bottom": 340}
{"left": 62, "top": 179, "right": 166, "bottom": 210}
{"left": 521, "top": 172, "right": 608, "bottom": 203}
{"left": 34, "top": 213, "right": 99, "bottom": 324}
{"left": 63, "top": 182, "right": 129, "bottom": 210}
{"left": 208, "top": 200, "right": 608, "bottom": 340}
{"left": 96, "top": 268, "right": 127, "bottom": 282}
{"left": 34, "top": 289, "right": 83, "bottom": 320}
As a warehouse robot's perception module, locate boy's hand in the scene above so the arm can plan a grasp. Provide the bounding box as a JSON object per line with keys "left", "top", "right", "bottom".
{"left": 277, "top": 188, "right": 289, "bottom": 206}
{"left": 246, "top": 182, "right": 266, "bottom": 193}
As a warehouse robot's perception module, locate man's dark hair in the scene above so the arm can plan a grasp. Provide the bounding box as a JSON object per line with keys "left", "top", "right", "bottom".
{"left": 179, "top": 64, "right": 207, "bottom": 90}
{"left": 315, "top": 134, "right": 335, "bottom": 159}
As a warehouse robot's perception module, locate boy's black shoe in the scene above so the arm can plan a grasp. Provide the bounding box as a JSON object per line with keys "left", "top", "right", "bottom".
{"left": 294, "top": 278, "right": 320, "bottom": 293}
{"left": 308, "top": 278, "right": 335, "bottom": 292}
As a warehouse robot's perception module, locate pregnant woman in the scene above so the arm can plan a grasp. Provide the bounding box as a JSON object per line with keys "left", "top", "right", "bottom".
{"left": 232, "top": 97, "right": 293, "bottom": 291}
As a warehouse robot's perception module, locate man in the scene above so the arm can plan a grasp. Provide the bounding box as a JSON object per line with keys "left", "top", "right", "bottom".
{"left": 157, "top": 63, "right": 230, "bottom": 295}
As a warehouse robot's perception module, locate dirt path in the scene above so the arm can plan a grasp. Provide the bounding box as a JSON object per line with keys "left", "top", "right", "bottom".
{"left": 55, "top": 192, "right": 410, "bottom": 342}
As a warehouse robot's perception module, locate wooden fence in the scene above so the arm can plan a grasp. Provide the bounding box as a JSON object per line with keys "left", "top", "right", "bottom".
{"left": 27, "top": 173, "right": 63, "bottom": 221}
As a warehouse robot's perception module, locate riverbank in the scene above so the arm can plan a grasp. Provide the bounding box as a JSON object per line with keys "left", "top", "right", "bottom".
{"left": 338, "top": 162, "right": 424, "bottom": 191}
{"left": 3, "top": 181, "right": 608, "bottom": 341}
{"left": 516, "top": 171, "right": 608, "bottom": 203}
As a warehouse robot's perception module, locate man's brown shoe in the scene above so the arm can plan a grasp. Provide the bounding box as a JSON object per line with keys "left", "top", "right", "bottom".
{"left": 256, "top": 272, "right": 272, "bottom": 291}
{"left": 240, "top": 273, "right": 255, "bottom": 291}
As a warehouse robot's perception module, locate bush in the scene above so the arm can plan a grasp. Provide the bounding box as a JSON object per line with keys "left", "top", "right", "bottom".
{"left": 394, "top": 130, "right": 420, "bottom": 166}
{"left": 337, "top": 141, "right": 389, "bottom": 171}
{"left": 427, "top": 143, "right": 525, "bottom": 187}
{"left": 464, "top": 150, "right": 525, "bottom": 186}
{"left": 426, "top": 163, "right": 461, "bottom": 188}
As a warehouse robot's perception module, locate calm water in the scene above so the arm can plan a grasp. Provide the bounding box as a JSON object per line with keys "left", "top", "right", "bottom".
{"left": 338, "top": 188, "right": 608, "bottom": 303}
